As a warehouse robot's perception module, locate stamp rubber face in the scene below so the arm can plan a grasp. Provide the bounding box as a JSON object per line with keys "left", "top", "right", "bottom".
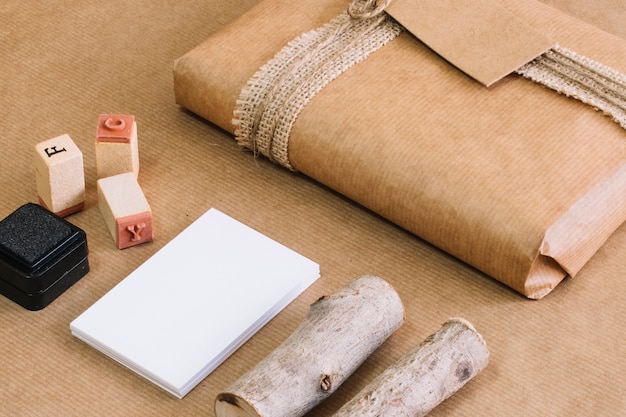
{"left": 96, "top": 114, "right": 135, "bottom": 143}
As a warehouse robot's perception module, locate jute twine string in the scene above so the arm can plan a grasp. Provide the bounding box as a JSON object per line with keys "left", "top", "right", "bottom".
{"left": 517, "top": 45, "right": 626, "bottom": 130}
{"left": 348, "top": 0, "right": 393, "bottom": 19}
{"left": 233, "top": 0, "right": 403, "bottom": 169}
{"left": 233, "top": 1, "right": 626, "bottom": 170}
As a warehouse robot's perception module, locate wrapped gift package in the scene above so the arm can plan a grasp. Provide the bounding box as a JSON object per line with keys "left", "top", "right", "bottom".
{"left": 173, "top": 0, "right": 626, "bottom": 298}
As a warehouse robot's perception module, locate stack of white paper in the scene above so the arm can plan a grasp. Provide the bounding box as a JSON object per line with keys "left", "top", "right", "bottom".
{"left": 70, "top": 208, "right": 320, "bottom": 398}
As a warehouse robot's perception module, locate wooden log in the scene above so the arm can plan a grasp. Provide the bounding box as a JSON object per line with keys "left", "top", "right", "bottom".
{"left": 332, "top": 318, "right": 489, "bottom": 416}
{"left": 214, "top": 275, "right": 404, "bottom": 417}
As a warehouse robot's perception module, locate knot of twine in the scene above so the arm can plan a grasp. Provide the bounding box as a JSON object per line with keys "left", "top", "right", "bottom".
{"left": 347, "top": 0, "right": 393, "bottom": 20}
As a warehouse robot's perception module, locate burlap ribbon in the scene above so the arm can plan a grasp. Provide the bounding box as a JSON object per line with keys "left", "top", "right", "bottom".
{"left": 233, "top": 0, "right": 626, "bottom": 168}
{"left": 233, "top": 0, "right": 403, "bottom": 169}
{"left": 517, "top": 46, "right": 626, "bottom": 130}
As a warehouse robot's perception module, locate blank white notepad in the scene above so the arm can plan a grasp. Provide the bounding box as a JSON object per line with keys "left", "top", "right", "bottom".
{"left": 70, "top": 208, "right": 320, "bottom": 398}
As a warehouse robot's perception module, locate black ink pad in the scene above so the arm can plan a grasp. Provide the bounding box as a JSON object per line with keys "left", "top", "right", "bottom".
{"left": 0, "top": 203, "right": 89, "bottom": 310}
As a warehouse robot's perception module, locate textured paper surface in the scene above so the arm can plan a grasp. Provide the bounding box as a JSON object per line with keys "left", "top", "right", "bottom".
{"left": 385, "top": 0, "right": 553, "bottom": 86}
{"left": 70, "top": 208, "right": 320, "bottom": 398}
{"left": 3, "top": 1, "right": 626, "bottom": 416}
{"left": 173, "top": 0, "right": 626, "bottom": 299}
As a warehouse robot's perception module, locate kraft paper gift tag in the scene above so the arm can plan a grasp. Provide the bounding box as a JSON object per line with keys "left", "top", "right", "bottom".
{"left": 173, "top": 0, "right": 626, "bottom": 299}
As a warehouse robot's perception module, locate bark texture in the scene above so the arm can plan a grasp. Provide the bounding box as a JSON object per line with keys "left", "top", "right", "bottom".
{"left": 214, "top": 275, "right": 404, "bottom": 417}
{"left": 332, "top": 318, "right": 489, "bottom": 416}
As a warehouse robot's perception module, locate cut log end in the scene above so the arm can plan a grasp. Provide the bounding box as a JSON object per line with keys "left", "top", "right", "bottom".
{"left": 215, "top": 393, "right": 261, "bottom": 417}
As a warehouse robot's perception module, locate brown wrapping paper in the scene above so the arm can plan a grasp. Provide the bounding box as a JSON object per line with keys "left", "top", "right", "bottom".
{"left": 173, "top": 0, "right": 626, "bottom": 298}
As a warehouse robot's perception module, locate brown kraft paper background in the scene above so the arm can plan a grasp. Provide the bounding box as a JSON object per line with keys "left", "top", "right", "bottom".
{"left": 2, "top": 0, "right": 626, "bottom": 416}
{"left": 173, "top": 0, "right": 626, "bottom": 298}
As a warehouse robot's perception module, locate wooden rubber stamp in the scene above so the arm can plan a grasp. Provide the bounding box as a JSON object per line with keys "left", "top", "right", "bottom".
{"left": 97, "top": 172, "right": 153, "bottom": 249}
{"left": 34, "top": 134, "right": 85, "bottom": 217}
{"left": 95, "top": 114, "right": 139, "bottom": 179}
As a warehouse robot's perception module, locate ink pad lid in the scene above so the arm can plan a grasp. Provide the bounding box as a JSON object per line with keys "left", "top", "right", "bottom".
{"left": 0, "top": 203, "right": 89, "bottom": 310}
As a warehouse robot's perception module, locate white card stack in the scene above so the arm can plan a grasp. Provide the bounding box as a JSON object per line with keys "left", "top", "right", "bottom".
{"left": 71, "top": 208, "right": 320, "bottom": 398}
